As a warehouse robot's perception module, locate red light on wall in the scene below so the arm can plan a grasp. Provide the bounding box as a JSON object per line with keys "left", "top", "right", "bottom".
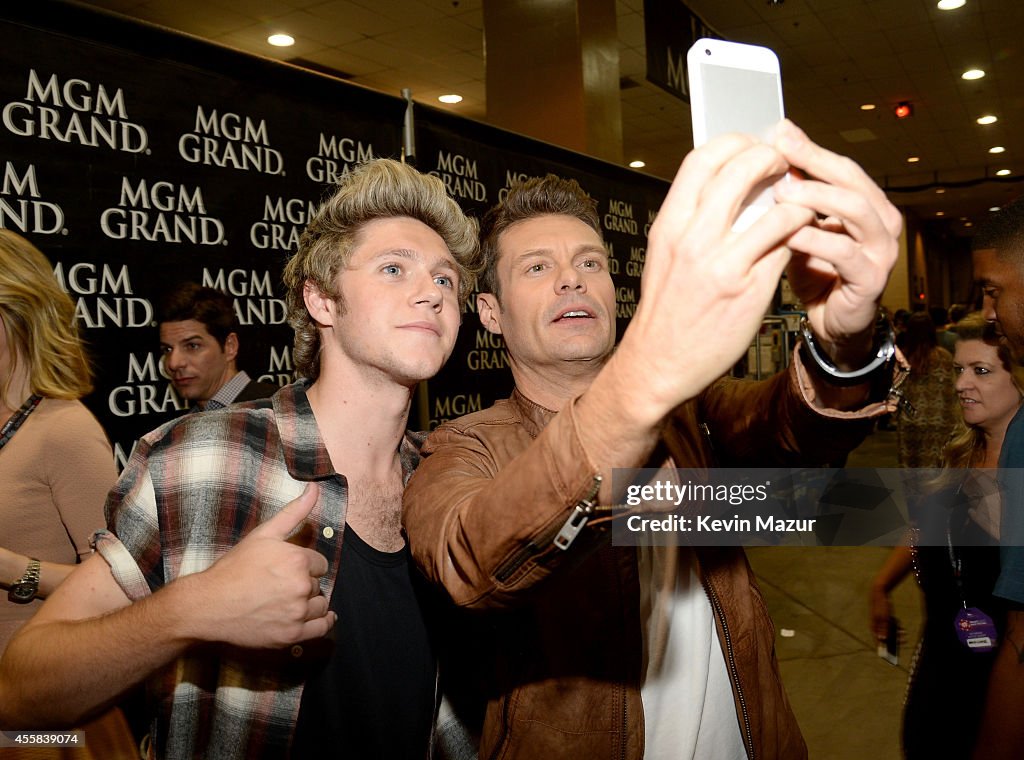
{"left": 895, "top": 102, "right": 913, "bottom": 119}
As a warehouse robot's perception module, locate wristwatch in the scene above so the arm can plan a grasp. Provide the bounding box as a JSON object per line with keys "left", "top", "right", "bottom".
{"left": 799, "top": 314, "right": 896, "bottom": 387}
{"left": 8, "top": 558, "right": 41, "bottom": 603}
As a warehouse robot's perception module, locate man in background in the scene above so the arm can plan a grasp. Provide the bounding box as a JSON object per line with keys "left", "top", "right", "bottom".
{"left": 157, "top": 282, "right": 278, "bottom": 411}
{"left": 970, "top": 196, "right": 1024, "bottom": 759}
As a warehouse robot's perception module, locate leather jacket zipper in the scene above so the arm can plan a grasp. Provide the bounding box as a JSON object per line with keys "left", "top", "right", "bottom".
{"left": 493, "top": 523, "right": 561, "bottom": 583}
{"left": 487, "top": 691, "right": 513, "bottom": 760}
{"left": 705, "top": 579, "right": 755, "bottom": 759}
{"left": 494, "top": 476, "right": 603, "bottom": 582}
{"left": 619, "top": 683, "right": 628, "bottom": 760}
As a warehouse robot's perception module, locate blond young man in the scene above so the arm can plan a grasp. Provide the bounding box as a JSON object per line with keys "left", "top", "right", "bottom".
{"left": 0, "top": 158, "right": 479, "bottom": 759}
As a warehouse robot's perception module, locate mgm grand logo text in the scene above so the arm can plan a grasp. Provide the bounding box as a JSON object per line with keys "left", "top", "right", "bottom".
{"left": 179, "top": 107, "right": 283, "bottom": 175}
{"left": 429, "top": 152, "right": 486, "bottom": 202}
{"left": 3, "top": 70, "right": 148, "bottom": 152}
{"left": 100, "top": 178, "right": 225, "bottom": 245}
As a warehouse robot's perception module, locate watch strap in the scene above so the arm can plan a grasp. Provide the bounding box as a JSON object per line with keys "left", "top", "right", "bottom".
{"left": 8, "top": 557, "right": 41, "bottom": 603}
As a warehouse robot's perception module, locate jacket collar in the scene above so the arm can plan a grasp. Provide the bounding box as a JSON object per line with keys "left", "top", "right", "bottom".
{"left": 510, "top": 387, "right": 560, "bottom": 439}
{"left": 272, "top": 380, "right": 421, "bottom": 482}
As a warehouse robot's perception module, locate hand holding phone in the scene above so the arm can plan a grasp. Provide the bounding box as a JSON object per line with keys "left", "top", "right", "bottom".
{"left": 877, "top": 616, "right": 900, "bottom": 666}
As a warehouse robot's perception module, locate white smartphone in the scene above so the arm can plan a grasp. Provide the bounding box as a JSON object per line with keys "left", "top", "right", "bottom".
{"left": 688, "top": 38, "right": 785, "bottom": 232}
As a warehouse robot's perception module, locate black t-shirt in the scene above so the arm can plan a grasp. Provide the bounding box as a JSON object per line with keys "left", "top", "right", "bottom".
{"left": 291, "top": 526, "right": 436, "bottom": 758}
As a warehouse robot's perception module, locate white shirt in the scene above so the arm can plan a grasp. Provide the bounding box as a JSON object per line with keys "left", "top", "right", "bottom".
{"left": 638, "top": 543, "right": 748, "bottom": 760}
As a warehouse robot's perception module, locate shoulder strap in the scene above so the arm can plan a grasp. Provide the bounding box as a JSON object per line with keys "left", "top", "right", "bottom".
{"left": 0, "top": 394, "right": 43, "bottom": 451}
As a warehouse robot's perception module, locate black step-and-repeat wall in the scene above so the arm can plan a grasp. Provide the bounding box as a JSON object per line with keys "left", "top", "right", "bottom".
{"left": 0, "top": 2, "right": 669, "bottom": 465}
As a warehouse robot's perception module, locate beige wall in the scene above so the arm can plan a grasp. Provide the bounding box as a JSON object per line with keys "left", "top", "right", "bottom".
{"left": 880, "top": 208, "right": 911, "bottom": 313}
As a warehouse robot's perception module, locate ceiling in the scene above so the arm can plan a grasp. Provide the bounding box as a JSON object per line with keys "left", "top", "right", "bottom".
{"left": 77, "top": 0, "right": 1024, "bottom": 234}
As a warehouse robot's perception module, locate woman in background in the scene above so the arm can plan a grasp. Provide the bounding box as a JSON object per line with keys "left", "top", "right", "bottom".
{"left": 897, "top": 311, "right": 958, "bottom": 468}
{"left": 871, "top": 313, "right": 1022, "bottom": 758}
{"left": 0, "top": 229, "right": 115, "bottom": 647}
{"left": 0, "top": 230, "right": 134, "bottom": 758}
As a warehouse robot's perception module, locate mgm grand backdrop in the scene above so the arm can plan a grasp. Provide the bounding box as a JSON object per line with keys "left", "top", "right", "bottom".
{"left": 0, "top": 2, "right": 668, "bottom": 468}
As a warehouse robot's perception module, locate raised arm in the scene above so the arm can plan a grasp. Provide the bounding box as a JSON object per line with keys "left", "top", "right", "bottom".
{"left": 774, "top": 119, "right": 902, "bottom": 409}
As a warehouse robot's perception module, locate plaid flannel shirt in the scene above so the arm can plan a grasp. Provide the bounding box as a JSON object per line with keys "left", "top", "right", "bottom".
{"left": 93, "top": 381, "right": 422, "bottom": 759}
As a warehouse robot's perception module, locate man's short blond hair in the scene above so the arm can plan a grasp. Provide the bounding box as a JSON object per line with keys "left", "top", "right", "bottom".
{"left": 283, "top": 159, "right": 480, "bottom": 380}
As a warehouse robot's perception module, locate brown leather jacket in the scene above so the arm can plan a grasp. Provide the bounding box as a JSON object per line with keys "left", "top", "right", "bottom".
{"left": 406, "top": 357, "right": 886, "bottom": 760}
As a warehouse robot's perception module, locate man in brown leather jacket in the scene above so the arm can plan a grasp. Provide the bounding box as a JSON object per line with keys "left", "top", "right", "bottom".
{"left": 404, "top": 122, "right": 904, "bottom": 759}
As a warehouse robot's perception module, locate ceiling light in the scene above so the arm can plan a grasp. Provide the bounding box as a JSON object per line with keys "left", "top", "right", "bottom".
{"left": 629, "top": 160, "right": 646, "bottom": 168}
{"left": 438, "top": 94, "right": 463, "bottom": 104}
{"left": 907, "top": 156, "right": 920, "bottom": 163}
{"left": 977, "top": 115, "right": 998, "bottom": 125}
{"left": 990, "top": 206, "right": 1002, "bottom": 212}
{"left": 989, "top": 146, "right": 1006, "bottom": 154}
{"left": 936, "top": 188, "right": 946, "bottom": 194}
{"left": 936, "top": 211, "right": 945, "bottom": 216}
{"left": 937, "top": 0, "right": 966, "bottom": 9}
{"left": 267, "top": 33, "right": 294, "bottom": 47}
{"left": 997, "top": 169, "right": 1012, "bottom": 176}
{"left": 965, "top": 221, "right": 973, "bottom": 227}
{"left": 962, "top": 69, "right": 985, "bottom": 80}
{"left": 860, "top": 104, "right": 876, "bottom": 111}
{"left": 895, "top": 102, "right": 913, "bottom": 119}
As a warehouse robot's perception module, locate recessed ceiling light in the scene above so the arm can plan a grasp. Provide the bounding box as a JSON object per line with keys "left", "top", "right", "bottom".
{"left": 438, "top": 94, "right": 463, "bottom": 104}
{"left": 977, "top": 115, "right": 998, "bottom": 125}
{"left": 860, "top": 104, "right": 876, "bottom": 111}
{"left": 907, "top": 156, "right": 920, "bottom": 163}
{"left": 965, "top": 221, "right": 973, "bottom": 227}
{"left": 629, "top": 160, "right": 646, "bottom": 168}
{"left": 962, "top": 69, "right": 985, "bottom": 80}
{"left": 267, "top": 33, "right": 294, "bottom": 47}
{"left": 989, "top": 146, "right": 1006, "bottom": 154}
{"left": 936, "top": 188, "right": 946, "bottom": 194}
{"left": 936, "top": 211, "right": 945, "bottom": 216}
{"left": 997, "top": 169, "right": 1012, "bottom": 176}
{"left": 937, "top": 0, "right": 966, "bottom": 9}
{"left": 990, "top": 206, "right": 1002, "bottom": 212}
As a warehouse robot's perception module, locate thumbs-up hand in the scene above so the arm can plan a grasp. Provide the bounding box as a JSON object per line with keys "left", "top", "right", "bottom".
{"left": 190, "top": 483, "right": 336, "bottom": 648}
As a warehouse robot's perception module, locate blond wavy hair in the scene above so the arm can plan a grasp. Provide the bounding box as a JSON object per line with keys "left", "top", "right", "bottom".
{"left": 0, "top": 230, "right": 92, "bottom": 400}
{"left": 283, "top": 159, "right": 481, "bottom": 381}
{"left": 942, "top": 312, "right": 1024, "bottom": 468}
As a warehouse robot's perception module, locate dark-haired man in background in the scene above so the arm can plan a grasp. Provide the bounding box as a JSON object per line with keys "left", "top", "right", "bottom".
{"left": 970, "top": 195, "right": 1024, "bottom": 759}
{"left": 157, "top": 282, "right": 278, "bottom": 411}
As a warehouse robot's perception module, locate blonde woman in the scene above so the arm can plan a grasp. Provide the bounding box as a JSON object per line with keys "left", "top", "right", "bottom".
{"left": 0, "top": 230, "right": 116, "bottom": 648}
{"left": 0, "top": 231, "right": 138, "bottom": 758}
{"left": 871, "top": 313, "right": 1023, "bottom": 758}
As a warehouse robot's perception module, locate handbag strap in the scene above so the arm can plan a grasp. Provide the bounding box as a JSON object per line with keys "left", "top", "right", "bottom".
{"left": 0, "top": 394, "right": 43, "bottom": 452}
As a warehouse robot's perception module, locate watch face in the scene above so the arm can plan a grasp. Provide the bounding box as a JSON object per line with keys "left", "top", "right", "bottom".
{"left": 8, "top": 582, "right": 35, "bottom": 603}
